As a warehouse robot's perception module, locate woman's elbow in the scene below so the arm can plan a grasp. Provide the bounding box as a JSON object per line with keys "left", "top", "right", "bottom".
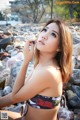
{"left": 11, "top": 93, "right": 23, "bottom": 104}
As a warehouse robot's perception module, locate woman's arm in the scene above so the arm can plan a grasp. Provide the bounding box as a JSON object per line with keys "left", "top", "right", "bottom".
{"left": 12, "top": 40, "right": 34, "bottom": 95}
{"left": 10, "top": 69, "right": 53, "bottom": 103}
{"left": 0, "top": 41, "right": 34, "bottom": 108}
{"left": 0, "top": 93, "right": 14, "bottom": 108}
{"left": 0, "top": 62, "right": 28, "bottom": 109}
{"left": 0, "top": 64, "right": 32, "bottom": 109}
{"left": 12, "top": 62, "right": 29, "bottom": 94}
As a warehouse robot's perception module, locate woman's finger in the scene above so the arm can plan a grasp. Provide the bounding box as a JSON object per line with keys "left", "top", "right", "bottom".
{"left": 30, "top": 42, "right": 34, "bottom": 52}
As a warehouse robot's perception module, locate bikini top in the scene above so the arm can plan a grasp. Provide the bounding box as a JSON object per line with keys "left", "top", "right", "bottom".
{"left": 27, "top": 94, "right": 61, "bottom": 109}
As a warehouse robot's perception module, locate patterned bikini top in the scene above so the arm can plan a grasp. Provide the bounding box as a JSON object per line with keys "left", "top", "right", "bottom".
{"left": 27, "top": 94, "right": 61, "bottom": 109}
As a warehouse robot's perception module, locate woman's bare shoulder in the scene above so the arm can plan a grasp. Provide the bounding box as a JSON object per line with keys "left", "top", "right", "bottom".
{"left": 44, "top": 66, "right": 62, "bottom": 84}
{"left": 35, "top": 65, "right": 62, "bottom": 83}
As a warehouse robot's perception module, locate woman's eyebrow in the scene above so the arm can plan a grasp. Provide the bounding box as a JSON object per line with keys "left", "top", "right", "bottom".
{"left": 52, "top": 30, "right": 59, "bottom": 36}
{"left": 46, "top": 26, "right": 59, "bottom": 35}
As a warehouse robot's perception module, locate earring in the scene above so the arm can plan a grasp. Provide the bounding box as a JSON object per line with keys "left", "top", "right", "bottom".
{"left": 56, "top": 49, "right": 61, "bottom": 52}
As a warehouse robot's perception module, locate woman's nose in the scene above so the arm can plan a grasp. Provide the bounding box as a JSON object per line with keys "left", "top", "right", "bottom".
{"left": 42, "top": 34, "right": 48, "bottom": 40}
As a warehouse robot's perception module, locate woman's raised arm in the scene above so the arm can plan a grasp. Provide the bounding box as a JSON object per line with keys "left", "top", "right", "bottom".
{"left": 0, "top": 40, "right": 34, "bottom": 108}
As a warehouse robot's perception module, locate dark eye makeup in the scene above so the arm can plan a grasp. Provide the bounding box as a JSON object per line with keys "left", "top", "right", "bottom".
{"left": 51, "top": 33, "right": 56, "bottom": 38}
{"left": 42, "top": 28, "right": 47, "bottom": 32}
{"left": 42, "top": 28, "right": 57, "bottom": 38}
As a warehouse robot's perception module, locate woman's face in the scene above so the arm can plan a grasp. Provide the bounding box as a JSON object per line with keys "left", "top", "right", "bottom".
{"left": 36, "top": 23, "right": 60, "bottom": 54}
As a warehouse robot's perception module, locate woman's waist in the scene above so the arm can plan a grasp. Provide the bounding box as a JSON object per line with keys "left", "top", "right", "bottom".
{"left": 26, "top": 104, "right": 59, "bottom": 120}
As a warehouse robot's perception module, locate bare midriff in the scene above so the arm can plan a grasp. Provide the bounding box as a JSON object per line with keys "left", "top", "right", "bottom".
{"left": 26, "top": 104, "right": 59, "bottom": 120}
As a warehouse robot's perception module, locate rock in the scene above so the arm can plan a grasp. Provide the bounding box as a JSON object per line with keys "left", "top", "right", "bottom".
{"left": 74, "top": 109, "right": 80, "bottom": 114}
{"left": 0, "top": 90, "right": 3, "bottom": 97}
{"left": 66, "top": 90, "right": 80, "bottom": 108}
{"left": 72, "top": 85, "right": 80, "bottom": 98}
{"left": 73, "top": 56, "right": 80, "bottom": 69}
{"left": 0, "top": 36, "right": 14, "bottom": 50}
{"left": 72, "top": 56, "right": 76, "bottom": 69}
{"left": 0, "top": 61, "right": 6, "bottom": 71}
{"left": 58, "top": 107, "right": 74, "bottom": 120}
{"left": 13, "top": 40, "right": 25, "bottom": 48}
{"left": 69, "top": 97, "right": 80, "bottom": 108}
{"left": 66, "top": 90, "right": 77, "bottom": 100}
{"left": 11, "top": 50, "right": 18, "bottom": 57}
{"left": 0, "top": 52, "right": 11, "bottom": 60}
{"left": 0, "top": 80, "right": 5, "bottom": 90}
{"left": 7, "top": 52, "right": 24, "bottom": 69}
{"left": 72, "top": 69, "right": 80, "bottom": 80}
{"left": 69, "top": 76, "right": 80, "bottom": 86}
{"left": 6, "top": 103, "right": 22, "bottom": 113}
{"left": 73, "top": 43, "right": 80, "bottom": 56}
{"left": 2, "top": 86, "right": 12, "bottom": 96}
{"left": 7, "top": 57, "right": 18, "bottom": 69}
{"left": 0, "top": 68, "right": 11, "bottom": 85}
{"left": 11, "top": 65, "right": 19, "bottom": 78}
{"left": 73, "top": 79, "right": 80, "bottom": 86}
{"left": 74, "top": 113, "right": 80, "bottom": 120}
{"left": 73, "top": 37, "right": 80, "bottom": 45}
{"left": 27, "top": 61, "right": 34, "bottom": 75}
{"left": 6, "top": 45, "right": 14, "bottom": 52}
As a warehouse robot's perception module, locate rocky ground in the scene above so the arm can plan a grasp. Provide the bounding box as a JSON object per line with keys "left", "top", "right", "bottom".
{"left": 0, "top": 22, "right": 80, "bottom": 120}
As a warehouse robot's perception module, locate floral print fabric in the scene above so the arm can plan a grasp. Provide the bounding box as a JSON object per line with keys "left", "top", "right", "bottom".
{"left": 27, "top": 94, "right": 61, "bottom": 109}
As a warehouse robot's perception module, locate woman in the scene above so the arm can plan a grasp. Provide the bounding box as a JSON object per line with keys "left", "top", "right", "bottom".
{"left": 0, "top": 19, "right": 72, "bottom": 120}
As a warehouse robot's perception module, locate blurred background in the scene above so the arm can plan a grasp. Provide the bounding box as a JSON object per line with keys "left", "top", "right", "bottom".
{"left": 0, "top": 0, "right": 80, "bottom": 25}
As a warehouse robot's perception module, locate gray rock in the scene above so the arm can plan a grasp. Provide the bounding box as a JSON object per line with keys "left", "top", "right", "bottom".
{"left": 70, "top": 98, "right": 80, "bottom": 108}
{"left": 11, "top": 66, "right": 18, "bottom": 77}
{"left": 74, "top": 56, "right": 80, "bottom": 69}
{"left": 72, "top": 85, "right": 80, "bottom": 98}
{"left": 7, "top": 103, "right": 22, "bottom": 113}
{"left": 6, "top": 45, "right": 14, "bottom": 52}
{"left": 2, "top": 86, "right": 12, "bottom": 96}
{"left": 58, "top": 107, "right": 74, "bottom": 120}
{"left": 72, "top": 69, "right": 80, "bottom": 80}
{"left": 66, "top": 90, "right": 80, "bottom": 108}
{"left": 0, "top": 68, "right": 10, "bottom": 81}
{"left": 0, "top": 90, "right": 3, "bottom": 97}
{"left": 11, "top": 50, "right": 18, "bottom": 57}
{"left": 66, "top": 90, "right": 77, "bottom": 100}
{"left": 73, "top": 43, "right": 80, "bottom": 56}
{"left": 74, "top": 109, "right": 80, "bottom": 114}
{"left": 0, "top": 61, "right": 6, "bottom": 71}
{"left": 73, "top": 79, "right": 80, "bottom": 86}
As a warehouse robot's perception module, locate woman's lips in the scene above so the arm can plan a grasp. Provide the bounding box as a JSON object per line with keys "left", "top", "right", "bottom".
{"left": 37, "top": 40, "right": 45, "bottom": 45}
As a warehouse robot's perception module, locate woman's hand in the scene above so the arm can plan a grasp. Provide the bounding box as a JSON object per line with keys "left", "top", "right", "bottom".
{"left": 23, "top": 40, "right": 35, "bottom": 65}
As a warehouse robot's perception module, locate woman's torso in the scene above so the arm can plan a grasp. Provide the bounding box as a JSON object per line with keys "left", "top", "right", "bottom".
{"left": 24, "top": 64, "right": 63, "bottom": 120}
{"left": 26, "top": 104, "right": 60, "bottom": 120}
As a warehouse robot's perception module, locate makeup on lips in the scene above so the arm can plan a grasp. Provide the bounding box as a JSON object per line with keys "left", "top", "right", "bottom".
{"left": 37, "top": 40, "right": 45, "bottom": 45}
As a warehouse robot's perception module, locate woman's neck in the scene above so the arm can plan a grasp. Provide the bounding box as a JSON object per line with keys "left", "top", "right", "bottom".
{"left": 38, "top": 53, "right": 57, "bottom": 67}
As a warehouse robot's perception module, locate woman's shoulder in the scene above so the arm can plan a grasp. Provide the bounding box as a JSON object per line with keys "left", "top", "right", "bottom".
{"left": 43, "top": 65, "right": 62, "bottom": 84}
{"left": 44, "top": 65, "right": 61, "bottom": 76}
{"left": 32, "top": 64, "right": 62, "bottom": 85}
{"left": 37, "top": 65, "right": 62, "bottom": 81}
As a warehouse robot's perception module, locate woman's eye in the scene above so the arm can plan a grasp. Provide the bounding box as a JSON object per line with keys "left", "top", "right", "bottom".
{"left": 42, "top": 28, "right": 47, "bottom": 32}
{"left": 51, "top": 33, "right": 56, "bottom": 38}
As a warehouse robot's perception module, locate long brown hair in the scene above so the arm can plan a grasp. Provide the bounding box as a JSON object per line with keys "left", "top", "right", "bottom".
{"left": 34, "top": 19, "right": 73, "bottom": 83}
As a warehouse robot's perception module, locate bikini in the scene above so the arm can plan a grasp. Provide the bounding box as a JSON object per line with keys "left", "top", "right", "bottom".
{"left": 21, "top": 94, "right": 61, "bottom": 120}
{"left": 27, "top": 94, "right": 61, "bottom": 109}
